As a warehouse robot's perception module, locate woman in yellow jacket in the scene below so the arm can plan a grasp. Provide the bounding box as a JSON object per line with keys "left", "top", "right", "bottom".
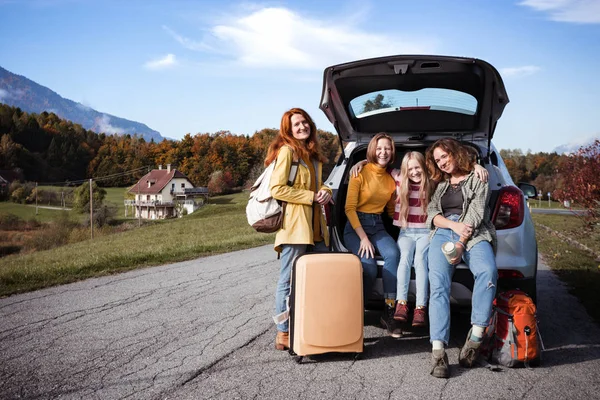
{"left": 266, "top": 107, "right": 332, "bottom": 351}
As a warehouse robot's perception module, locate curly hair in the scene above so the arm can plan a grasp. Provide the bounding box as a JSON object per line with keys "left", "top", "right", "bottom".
{"left": 425, "top": 138, "right": 475, "bottom": 182}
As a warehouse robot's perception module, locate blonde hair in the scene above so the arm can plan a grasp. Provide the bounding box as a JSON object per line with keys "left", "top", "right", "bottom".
{"left": 396, "top": 152, "right": 432, "bottom": 228}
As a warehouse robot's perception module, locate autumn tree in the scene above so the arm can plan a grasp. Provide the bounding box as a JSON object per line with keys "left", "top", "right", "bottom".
{"left": 553, "top": 140, "right": 600, "bottom": 223}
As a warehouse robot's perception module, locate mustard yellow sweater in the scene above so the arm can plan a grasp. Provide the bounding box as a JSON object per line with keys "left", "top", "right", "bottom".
{"left": 345, "top": 163, "right": 396, "bottom": 229}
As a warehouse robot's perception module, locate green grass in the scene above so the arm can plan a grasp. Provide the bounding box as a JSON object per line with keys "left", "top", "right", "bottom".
{"left": 532, "top": 213, "right": 600, "bottom": 323}
{"left": 103, "top": 187, "right": 132, "bottom": 218}
{"left": 0, "top": 192, "right": 274, "bottom": 297}
{"left": 0, "top": 202, "right": 71, "bottom": 224}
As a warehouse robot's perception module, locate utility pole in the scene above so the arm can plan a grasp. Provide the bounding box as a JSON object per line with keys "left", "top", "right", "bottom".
{"left": 35, "top": 182, "right": 38, "bottom": 215}
{"left": 89, "top": 179, "right": 93, "bottom": 239}
{"left": 138, "top": 177, "right": 141, "bottom": 227}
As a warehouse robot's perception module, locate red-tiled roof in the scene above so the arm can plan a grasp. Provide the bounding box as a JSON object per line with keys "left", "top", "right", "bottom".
{"left": 128, "top": 169, "right": 190, "bottom": 195}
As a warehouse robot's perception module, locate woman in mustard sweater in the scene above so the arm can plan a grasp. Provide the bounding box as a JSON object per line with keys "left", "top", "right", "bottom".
{"left": 344, "top": 133, "right": 401, "bottom": 338}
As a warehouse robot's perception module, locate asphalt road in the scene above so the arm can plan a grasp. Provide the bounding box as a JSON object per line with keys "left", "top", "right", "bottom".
{"left": 1, "top": 245, "right": 599, "bottom": 400}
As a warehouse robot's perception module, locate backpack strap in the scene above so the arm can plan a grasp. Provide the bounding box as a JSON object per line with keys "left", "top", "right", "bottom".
{"left": 287, "top": 161, "right": 299, "bottom": 186}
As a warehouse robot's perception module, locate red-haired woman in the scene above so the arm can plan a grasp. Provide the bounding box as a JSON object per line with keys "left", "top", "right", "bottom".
{"left": 266, "top": 107, "right": 332, "bottom": 351}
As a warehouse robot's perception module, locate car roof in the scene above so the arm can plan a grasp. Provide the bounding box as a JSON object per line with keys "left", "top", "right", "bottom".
{"left": 319, "top": 55, "right": 509, "bottom": 147}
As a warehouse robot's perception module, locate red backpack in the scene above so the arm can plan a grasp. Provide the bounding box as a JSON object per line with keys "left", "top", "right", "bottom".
{"left": 480, "top": 289, "right": 542, "bottom": 368}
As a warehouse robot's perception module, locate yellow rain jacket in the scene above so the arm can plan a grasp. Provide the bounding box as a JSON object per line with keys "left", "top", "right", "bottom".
{"left": 270, "top": 145, "right": 331, "bottom": 253}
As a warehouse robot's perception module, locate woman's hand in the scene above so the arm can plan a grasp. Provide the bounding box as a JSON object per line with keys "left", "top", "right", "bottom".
{"left": 474, "top": 164, "right": 489, "bottom": 183}
{"left": 350, "top": 160, "right": 367, "bottom": 178}
{"left": 314, "top": 189, "right": 333, "bottom": 205}
{"left": 452, "top": 221, "right": 473, "bottom": 238}
{"left": 450, "top": 243, "right": 465, "bottom": 265}
{"left": 358, "top": 236, "right": 375, "bottom": 259}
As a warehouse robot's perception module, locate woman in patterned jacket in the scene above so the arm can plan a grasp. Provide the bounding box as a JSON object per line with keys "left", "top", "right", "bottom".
{"left": 425, "top": 138, "right": 497, "bottom": 379}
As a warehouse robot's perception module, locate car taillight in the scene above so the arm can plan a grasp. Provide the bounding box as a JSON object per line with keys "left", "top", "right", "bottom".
{"left": 492, "top": 186, "right": 524, "bottom": 229}
{"left": 498, "top": 269, "right": 525, "bottom": 279}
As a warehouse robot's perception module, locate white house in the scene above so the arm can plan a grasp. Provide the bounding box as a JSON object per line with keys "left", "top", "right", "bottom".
{"left": 125, "top": 164, "right": 208, "bottom": 219}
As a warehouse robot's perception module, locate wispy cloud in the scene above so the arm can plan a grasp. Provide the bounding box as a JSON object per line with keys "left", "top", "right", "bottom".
{"left": 143, "top": 53, "right": 178, "bottom": 70}
{"left": 162, "top": 25, "right": 214, "bottom": 52}
{"left": 168, "top": 7, "right": 434, "bottom": 70}
{"left": 500, "top": 65, "right": 541, "bottom": 77}
{"left": 519, "top": 0, "right": 600, "bottom": 24}
{"left": 95, "top": 114, "right": 125, "bottom": 135}
{"left": 0, "top": 88, "right": 9, "bottom": 102}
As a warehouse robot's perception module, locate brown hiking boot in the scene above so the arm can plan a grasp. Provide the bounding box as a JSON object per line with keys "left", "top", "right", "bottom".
{"left": 275, "top": 331, "right": 289, "bottom": 350}
{"left": 431, "top": 349, "right": 450, "bottom": 379}
{"left": 393, "top": 302, "right": 409, "bottom": 322}
{"left": 412, "top": 306, "right": 427, "bottom": 327}
{"left": 459, "top": 329, "right": 482, "bottom": 368}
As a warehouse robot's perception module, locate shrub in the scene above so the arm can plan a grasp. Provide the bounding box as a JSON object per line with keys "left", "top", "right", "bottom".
{"left": 23, "top": 212, "right": 79, "bottom": 251}
{"left": 83, "top": 204, "right": 117, "bottom": 227}
{"left": 0, "top": 213, "right": 22, "bottom": 230}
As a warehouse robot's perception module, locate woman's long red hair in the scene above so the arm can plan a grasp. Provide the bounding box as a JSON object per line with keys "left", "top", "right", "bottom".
{"left": 264, "top": 108, "right": 327, "bottom": 166}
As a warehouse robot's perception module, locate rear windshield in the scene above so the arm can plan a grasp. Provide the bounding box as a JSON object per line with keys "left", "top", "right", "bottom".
{"left": 349, "top": 88, "right": 477, "bottom": 119}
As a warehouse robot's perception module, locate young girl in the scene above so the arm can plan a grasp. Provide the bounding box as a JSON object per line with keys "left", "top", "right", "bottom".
{"left": 267, "top": 108, "right": 332, "bottom": 351}
{"left": 391, "top": 152, "right": 433, "bottom": 327}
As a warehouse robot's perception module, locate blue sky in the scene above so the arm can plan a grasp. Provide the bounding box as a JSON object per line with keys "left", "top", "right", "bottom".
{"left": 0, "top": 0, "right": 599, "bottom": 153}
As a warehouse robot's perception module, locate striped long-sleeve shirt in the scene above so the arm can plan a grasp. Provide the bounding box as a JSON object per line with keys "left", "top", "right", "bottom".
{"left": 393, "top": 182, "right": 427, "bottom": 229}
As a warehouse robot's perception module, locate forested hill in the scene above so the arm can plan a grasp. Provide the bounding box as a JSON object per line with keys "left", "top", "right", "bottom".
{"left": 0, "top": 66, "right": 163, "bottom": 143}
{"left": 0, "top": 104, "right": 341, "bottom": 188}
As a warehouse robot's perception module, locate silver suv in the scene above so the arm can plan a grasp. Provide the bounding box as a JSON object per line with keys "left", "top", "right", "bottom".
{"left": 319, "top": 55, "right": 538, "bottom": 306}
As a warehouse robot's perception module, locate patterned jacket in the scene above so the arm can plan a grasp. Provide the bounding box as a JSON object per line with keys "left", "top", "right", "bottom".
{"left": 426, "top": 171, "right": 497, "bottom": 252}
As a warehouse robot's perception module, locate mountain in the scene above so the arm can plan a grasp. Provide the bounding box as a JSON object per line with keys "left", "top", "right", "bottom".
{"left": 0, "top": 66, "right": 165, "bottom": 142}
{"left": 553, "top": 136, "right": 600, "bottom": 155}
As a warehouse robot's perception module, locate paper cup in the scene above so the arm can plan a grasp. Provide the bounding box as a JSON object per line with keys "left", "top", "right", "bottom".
{"left": 442, "top": 241, "right": 457, "bottom": 263}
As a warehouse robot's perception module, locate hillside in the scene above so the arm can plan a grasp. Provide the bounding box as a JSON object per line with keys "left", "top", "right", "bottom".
{"left": 0, "top": 66, "right": 164, "bottom": 142}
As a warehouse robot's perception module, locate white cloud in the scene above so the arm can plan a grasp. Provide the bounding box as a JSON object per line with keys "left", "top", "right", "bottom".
{"left": 95, "top": 114, "right": 125, "bottom": 135}
{"left": 162, "top": 25, "right": 214, "bottom": 52}
{"left": 170, "top": 7, "right": 434, "bottom": 70}
{"left": 500, "top": 65, "right": 541, "bottom": 77}
{"left": 144, "top": 53, "right": 178, "bottom": 70}
{"left": 0, "top": 88, "right": 9, "bottom": 102}
{"left": 519, "top": 0, "right": 600, "bottom": 23}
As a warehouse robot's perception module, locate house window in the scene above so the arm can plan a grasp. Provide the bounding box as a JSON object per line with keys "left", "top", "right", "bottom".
{"left": 146, "top": 195, "right": 150, "bottom": 201}
{"left": 181, "top": 183, "right": 185, "bottom": 189}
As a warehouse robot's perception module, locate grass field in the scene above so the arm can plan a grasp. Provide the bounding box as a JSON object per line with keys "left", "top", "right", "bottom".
{"left": 0, "top": 202, "right": 72, "bottom": 224}
{"left": 0, "top": 192, "right": 274, "bottom": 297}
{"left": 532, "top": 213, "right": 600, "bottom": 323}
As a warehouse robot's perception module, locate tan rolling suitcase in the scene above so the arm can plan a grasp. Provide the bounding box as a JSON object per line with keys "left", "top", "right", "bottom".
{"left": 289, "top": 253, "right": 364, "bottom": 359}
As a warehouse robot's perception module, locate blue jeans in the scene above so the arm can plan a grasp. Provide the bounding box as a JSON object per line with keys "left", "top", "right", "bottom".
{"left": 428, "top": 214, "right": 497, "bottom": 345}
{"left": 275, "top": 241, "right": 329, "bottom": 333}
{"left": 344, "top": 212, "right": 400, "bottom": 301}
{"left": 396, "top": 228, "right": 430, "bottom": 307}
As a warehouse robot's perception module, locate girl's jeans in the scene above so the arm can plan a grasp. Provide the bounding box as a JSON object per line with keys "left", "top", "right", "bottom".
{"left": 275, "top": 241, "right": 329, "bottom": 333}
{"left": 344, "top": 212, "right": 400, "bottom": 301}
{"left": 396, "top": 228, "right": 430, "bottom": 307}
{"left": 428, "top": 214, "right": 497, "bottom": 345}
